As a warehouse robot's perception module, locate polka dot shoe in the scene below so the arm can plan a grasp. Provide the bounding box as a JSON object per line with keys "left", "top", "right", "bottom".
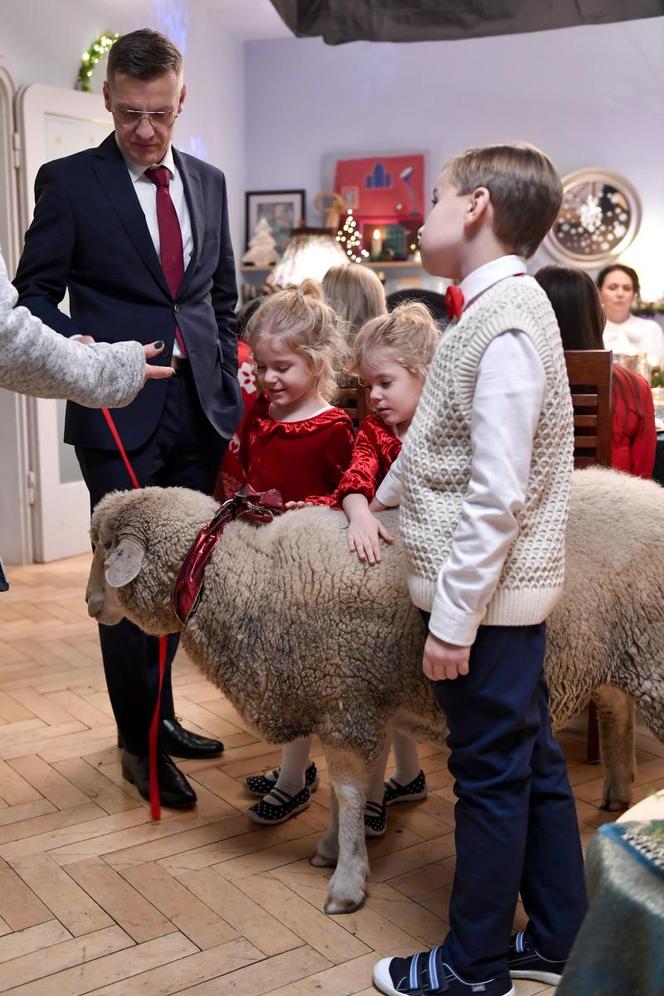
{"left": 244, "top": 761, "right": 319, "bottom": 798}
{"left": 364, "top": 800, "right": 387, "bottom": 837}
{"left": 247, "top": 785, "right": 312, "bottom": 825}
{"left": 383, "top": 769, "right": 428, "bottom": 807}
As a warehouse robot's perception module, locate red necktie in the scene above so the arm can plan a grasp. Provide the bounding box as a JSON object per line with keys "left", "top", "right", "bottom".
{"left": 147, "top": 165, "right": 187, "bottom": 357}
{"left": 445, "top": 284, "right": 464, "bottom": 321}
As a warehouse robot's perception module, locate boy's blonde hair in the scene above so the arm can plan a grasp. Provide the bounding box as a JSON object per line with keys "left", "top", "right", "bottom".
{"left": 445, "top": 143, "right": 563, "bottom": 259}
{"left": 245, "top": 280, "right": 347, "bottom": 402}
{"left": 350, "top": 302, "right": 441, "bottom": 380}
{"left": 322, "top": 265, "right": 387, "bottom": 335}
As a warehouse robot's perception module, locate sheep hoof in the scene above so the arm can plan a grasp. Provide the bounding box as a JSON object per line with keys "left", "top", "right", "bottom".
{"left": 324, "top": 893, "right": 364, "bottom": 914}
{"left": 601, "top": 796, "right": 630, "bottom": 813}
{"left": 310, "top": 850, "right": 337, "bottom": 868}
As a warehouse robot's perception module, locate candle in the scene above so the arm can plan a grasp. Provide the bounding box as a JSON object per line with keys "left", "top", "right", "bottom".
{"left": 371, "top": 228, "right": 383, "bottom": 258}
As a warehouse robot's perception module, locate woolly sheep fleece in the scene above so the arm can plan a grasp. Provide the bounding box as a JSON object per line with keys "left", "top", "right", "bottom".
{"left": 89, "top": 467, "right": 664, "bottom": 762}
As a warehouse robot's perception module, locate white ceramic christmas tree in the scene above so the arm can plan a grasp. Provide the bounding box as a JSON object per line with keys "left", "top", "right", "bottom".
{"left": 242, "top": 216, "right": 278, "bottom": 266}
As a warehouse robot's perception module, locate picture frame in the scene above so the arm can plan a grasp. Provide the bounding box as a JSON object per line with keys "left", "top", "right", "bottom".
{"left": 544, "top": 168, "right": 641, "bottom": 268}
{"left": 245, "top": 189, "right": 306, "bottom": 253}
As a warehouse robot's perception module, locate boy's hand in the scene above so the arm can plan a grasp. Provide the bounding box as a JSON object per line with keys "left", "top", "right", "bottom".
{"left": 347, "top": 509, "right": 394, "bottom": 565}
{"left": 423, "top": 632, "right": 470, "bottom": 681}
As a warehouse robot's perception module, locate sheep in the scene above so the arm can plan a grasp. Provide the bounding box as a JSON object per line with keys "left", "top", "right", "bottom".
{"left": 85, "top": 466, "right": 664, "bottom": 915}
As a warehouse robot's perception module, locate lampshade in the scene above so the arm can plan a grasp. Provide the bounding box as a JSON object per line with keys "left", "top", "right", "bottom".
{"left": 266, "top": 227, "right": 348, "bottom": 289}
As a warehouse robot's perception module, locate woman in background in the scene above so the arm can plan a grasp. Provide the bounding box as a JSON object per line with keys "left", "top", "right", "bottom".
{"left": 597, "top": 263, "right": 664, "bottom": 367}
{"left": 536, "top": 264, "right": 656, "bottom": 479}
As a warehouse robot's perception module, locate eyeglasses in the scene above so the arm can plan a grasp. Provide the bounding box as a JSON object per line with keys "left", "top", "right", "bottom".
{"left": 112, "top": 107, "right": 179, "bottom": 128}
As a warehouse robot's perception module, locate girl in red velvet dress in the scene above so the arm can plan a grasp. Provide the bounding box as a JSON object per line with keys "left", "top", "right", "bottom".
{"left": 535, "top": 265, "right": 656, "bottom": 479}
{"left": 238, "top": 283, "right": 354, "bottom": 825}
{"left": 287, "top": 302, "right": 442, "bottom": 835}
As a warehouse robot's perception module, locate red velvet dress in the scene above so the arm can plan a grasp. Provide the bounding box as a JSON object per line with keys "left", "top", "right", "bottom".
{"left": 611, "top": 366, "right": 657, "bottom": 479}
{"left": 217, "top": 340, "right": 260, "bottom": 501}
{"left": 310, "top": 414, "right": 402, "bottom": 506}
{"left": 238, "top": 393, "right": 354, "bottom": 503}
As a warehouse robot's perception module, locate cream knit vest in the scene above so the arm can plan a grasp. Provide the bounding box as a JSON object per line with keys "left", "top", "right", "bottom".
{"left": 400, "top": 275, "right": 573, "bottom": 627}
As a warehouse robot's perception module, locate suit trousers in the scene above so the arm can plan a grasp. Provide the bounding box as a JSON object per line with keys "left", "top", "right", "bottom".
{"left": 425, "top": 617, "right": 587, "bottom": 981}
{"left": 77, "top": 365, "right": 227, "bottom": 755}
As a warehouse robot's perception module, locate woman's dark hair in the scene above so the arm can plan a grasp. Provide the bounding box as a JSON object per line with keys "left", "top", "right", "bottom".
{"left": 236, "top": 296, "right": 266, "bottom": 341}
{"left": 534, "top": 265, "right": 605, "bottom": 350}
{"left": 596, "top": 263, "right": 640, "bottom": 296}
{"left": 536, "top": 264, "right": 645, "bottom": 437}
{"left": 107, "top": 29, "right": 183, "bottom": 84}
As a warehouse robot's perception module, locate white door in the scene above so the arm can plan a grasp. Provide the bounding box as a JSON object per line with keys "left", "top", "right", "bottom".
{"left": 0, "top": 65, "right": 32, "bottom": 565}
{"left": 15, "top": 84, "right": 112, "bottom": 561}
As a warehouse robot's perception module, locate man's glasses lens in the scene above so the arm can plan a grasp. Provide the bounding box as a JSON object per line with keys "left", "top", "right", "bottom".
{"left": 114, "top": 108, "right": 177, "bottom": 127}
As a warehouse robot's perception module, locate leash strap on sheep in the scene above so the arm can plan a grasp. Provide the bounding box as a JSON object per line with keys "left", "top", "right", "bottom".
{"left": 172, "top": 484, "right": 285, "bottom": 626}
{"left": 101, "top": 406, "right": 163, "bottom": 820}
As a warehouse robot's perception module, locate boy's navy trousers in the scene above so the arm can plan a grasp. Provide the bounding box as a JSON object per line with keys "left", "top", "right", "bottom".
{"left": 427, "top": 618, "right": 588, "bottom": 981}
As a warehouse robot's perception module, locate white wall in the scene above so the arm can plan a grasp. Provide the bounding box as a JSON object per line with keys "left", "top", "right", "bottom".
{"left": 0, "top": 0, "right": 246, "bottom": 257}
{"left": 245, "top": 18, "right": 664, "bottom": 297}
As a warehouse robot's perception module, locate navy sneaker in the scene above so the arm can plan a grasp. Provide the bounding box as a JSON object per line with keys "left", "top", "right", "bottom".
{"left": 507, "top": 930, "right": 565, "bottom": 985}
{"left": 373, "top": 947, "right": 515, "bottom": 995}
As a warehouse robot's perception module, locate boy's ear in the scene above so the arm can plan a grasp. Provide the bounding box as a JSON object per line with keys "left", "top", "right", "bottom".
{"left": 466, "top": 186, "right": 491, "bottom": 226}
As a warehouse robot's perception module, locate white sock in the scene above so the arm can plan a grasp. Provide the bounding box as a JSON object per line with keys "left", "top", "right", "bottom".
{"left": 391, "top": 731, "right": 421, "bottom": 786}
{"left": 263, "top": 737, "right": 311, "bottom": 803}
{"left": 366, "top": 738, "right": 391, "bottom": 809}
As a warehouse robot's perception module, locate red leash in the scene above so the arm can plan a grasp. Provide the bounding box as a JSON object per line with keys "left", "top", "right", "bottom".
{"left": 101, "top": 407, "right": 165, "bottom": 821}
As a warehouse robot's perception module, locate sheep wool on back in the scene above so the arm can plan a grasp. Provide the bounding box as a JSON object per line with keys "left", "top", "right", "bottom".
{"left": 400, "top": 275, "right": 574, "bottom": 627}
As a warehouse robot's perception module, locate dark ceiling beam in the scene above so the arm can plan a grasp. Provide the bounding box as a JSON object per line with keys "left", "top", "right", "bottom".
{"left": 270, "top": 1, "right": 664, "bottom": 44}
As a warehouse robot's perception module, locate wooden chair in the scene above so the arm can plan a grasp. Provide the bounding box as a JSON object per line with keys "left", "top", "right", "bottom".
{"left": 336, "top": 380, "right": 369, "bottom": 432}
{"left": 564, "top": 349, "right": 613, "bottom": 763}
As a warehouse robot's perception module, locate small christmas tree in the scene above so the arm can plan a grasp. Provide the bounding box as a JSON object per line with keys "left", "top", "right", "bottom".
{"left": 336, "top": 209, "right": 369, "bottom": 263}
{"left": 242, "top": 216, "right": 278, "bottom": 267}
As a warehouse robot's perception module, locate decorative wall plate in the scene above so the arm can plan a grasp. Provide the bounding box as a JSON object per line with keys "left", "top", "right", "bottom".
{"left": 544, "top": 168, "right": 641, "bottom": 268}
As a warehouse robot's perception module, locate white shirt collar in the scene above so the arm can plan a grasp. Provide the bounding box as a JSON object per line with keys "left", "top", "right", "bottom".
{"left": 114, "top": 134, "right": 176, "bottom": 184}
{"left": 460, "top": 255, "right": 527, "bottom": 309}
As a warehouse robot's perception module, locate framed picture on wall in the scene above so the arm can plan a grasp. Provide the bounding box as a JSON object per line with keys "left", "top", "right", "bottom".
{"left": 245, "top": 189, "right": 306, "bottom": 253}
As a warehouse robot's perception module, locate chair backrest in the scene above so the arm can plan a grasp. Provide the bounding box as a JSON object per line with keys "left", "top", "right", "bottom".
{"left": 564, "top": 349, "right": 612, "bottom": 468}
{"left": 336, "top": 381, "right": 369, "bottom": 432}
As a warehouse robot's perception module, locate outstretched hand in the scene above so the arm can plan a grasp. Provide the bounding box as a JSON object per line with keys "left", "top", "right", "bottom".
{"left": 347, "top": 509, "right": 394, "bottom": 565}
{"left": 423, "top": 632, "right": 471, "bottom": 681}
{"left": 285, "top": 500, "right": 311, "bottom": 511}
{"left": 143, "top": 341, "right": 174, "bottom": 383}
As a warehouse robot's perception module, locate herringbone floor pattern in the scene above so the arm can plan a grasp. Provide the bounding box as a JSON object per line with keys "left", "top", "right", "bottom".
{"left": 0, "top": 555, "right": 663, "bottom": 994}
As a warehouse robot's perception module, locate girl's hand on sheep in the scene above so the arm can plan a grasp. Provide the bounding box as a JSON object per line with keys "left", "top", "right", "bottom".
{"left": 423, "top": 632, "right": 471, "bottom": 681}
{"left": 347, "top": 509, "right": 394, "bottom": 565}
{"left": 285, "top": 500, "right": 310, "bottom": 510}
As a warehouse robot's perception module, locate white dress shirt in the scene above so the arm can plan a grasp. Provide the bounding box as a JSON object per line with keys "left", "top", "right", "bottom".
{"left": 119, "top": 140, "right": 193, "bottom": 357}
{"left": 377, "top": 255, "right": 547, "bottom": 646}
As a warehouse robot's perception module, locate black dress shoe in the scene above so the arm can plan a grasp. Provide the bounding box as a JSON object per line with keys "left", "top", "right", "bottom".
{"left": 121, "top": 749, "right": 197, "bottom": 809}
{"left": 160, "top": 717, "right": 224, "bottom": 759}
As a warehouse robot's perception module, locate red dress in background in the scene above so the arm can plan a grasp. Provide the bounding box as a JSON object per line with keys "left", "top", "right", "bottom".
{"left": 309, "top": 414, "right": 402, "bottom": 506}
{"left": 238, "top": 392, "right": 354, "bottom": 503}
{"left": 217, "top": 340, "right": 259, "bottom": 500}
{"left": 611, "top": 366, "right": 656, "bottom": 479}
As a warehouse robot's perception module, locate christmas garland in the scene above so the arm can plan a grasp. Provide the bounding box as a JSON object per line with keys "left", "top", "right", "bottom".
{"left": 76, "top": 33, "right": 119, "bottom": 92}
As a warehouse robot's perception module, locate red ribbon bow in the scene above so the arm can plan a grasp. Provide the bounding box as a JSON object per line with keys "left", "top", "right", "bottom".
{"left": 445, "top": 284, "right": 465, "bottom": 320}
{"left": 172, "top": 485, "right": 284, "bottom": 626}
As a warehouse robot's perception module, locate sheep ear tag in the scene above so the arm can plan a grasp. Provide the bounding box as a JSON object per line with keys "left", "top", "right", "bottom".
{"left": 105, "top": 537, "right": 145, "bottom": 588}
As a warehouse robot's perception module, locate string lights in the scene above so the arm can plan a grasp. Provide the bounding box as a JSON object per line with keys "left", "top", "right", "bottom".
{"left": 336, "top": 209, "right": 369, "bottom": 263}
{"left": 76, "top": 33, "right": 119, "bottom": 92}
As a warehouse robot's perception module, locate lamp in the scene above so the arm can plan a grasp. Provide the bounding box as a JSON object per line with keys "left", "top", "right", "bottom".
{"left": 266, "top": 227, "right": 348, "bottom": 289}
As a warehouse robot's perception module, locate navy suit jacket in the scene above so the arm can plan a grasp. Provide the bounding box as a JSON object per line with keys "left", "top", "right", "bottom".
{"left": 14, "top": 133, "right": 241, "bottom": 450}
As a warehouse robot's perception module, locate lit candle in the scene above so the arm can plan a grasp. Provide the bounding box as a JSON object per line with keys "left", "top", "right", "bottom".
{"left": 371, "top": 228, "right": 383, "bottom": 258}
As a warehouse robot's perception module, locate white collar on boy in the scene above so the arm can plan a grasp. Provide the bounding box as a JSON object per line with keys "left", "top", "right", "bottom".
{"left": 459, "top": 254, "right": 527, "bottom": 310}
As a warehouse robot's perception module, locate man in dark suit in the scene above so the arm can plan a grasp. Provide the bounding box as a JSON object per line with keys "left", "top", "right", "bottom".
{"left": 14, "top": 29, "right": 241, "bottom": 808}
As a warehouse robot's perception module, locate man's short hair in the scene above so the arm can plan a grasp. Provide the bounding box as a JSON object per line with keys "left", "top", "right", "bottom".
{"left": 445, "top": 143, "right": 563, "bottom": 259}
{"left": 107, "top": 29, "right": 183, "bottom": 84}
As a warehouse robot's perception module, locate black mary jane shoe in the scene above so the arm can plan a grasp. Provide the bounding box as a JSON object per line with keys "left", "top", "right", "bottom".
{"left": 244, "top": 761, "right": 319, "bottom": 798}
{"left": 121, "top": 749, "right": 197, "bottom": 809}
{"left": 247, "top": 786, "right": 311, "bottom": 825}
{"left": 364, "top": 800, "right": 388, "bottom": 837}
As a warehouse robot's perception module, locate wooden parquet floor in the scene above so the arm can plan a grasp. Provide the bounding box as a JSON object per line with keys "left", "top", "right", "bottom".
{"left": 1, "top": 556, "right": 663, "bottom": 995}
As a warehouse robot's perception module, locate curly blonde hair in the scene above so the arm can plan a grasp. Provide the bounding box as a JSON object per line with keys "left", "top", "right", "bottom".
{"left": 350, "top": 301, "right": 441, "bottom": 380}
{"left": 245, "top": 281, "right": 348, "bottom": 402}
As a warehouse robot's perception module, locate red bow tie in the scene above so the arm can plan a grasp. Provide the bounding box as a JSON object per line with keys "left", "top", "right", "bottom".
{"left": 445, "top": 284, "right": 464, "bottom": 320}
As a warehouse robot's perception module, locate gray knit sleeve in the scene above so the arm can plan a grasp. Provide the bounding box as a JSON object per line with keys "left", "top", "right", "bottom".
{"left": 0, "top": 250, "right": 145, "bottom": 409}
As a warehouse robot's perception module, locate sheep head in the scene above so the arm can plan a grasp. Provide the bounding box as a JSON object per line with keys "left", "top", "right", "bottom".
{"left": 85, "top": 486, "right": 219, "bottom": 635}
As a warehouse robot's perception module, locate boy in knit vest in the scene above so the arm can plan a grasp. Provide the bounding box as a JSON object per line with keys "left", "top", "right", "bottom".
{"left": 372, "top": 145, "right": 587, "bottom": 996}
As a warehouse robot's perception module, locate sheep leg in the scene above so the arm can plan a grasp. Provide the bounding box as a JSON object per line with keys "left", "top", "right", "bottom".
{"left": 323, "top": 747, "right": 370, "bottom": 915}
{"left": 310, "top": 786, "right": 339, "bottom": 868}
{"left": 593, "top": 686, "right": 635, "bottom": 811}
